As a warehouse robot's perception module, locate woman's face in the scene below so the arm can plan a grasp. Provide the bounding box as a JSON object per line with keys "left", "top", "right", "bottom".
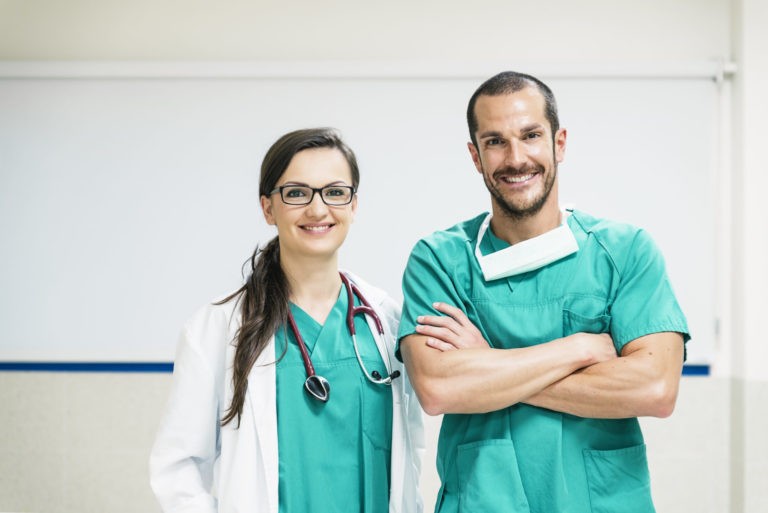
{"left": 260, "top": 147, "right": 357, "bottom": 261}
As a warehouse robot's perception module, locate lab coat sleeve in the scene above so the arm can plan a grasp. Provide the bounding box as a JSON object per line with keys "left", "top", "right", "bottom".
{"left": 383, "top": 292, "right": 425, "bottom": 513}
{"left": 404, "top": 366, "right": 426, "bottom": 513}
{"left": 150, "top": 314, "right": 222, "bottom": 513}
{"left": 388, "top": 294, "right": 425, "bottom": 473}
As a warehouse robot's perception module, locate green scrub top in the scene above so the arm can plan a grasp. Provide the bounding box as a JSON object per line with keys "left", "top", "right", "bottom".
{"left": 277, "top": 286, "right": 393, "bottom": 513}
{"left": 398, "top": 210, "right": 689, "bottom": 513}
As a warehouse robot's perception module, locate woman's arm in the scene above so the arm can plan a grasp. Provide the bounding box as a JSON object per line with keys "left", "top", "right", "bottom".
{"left": 149, "top": 322, "right": 220, "bottom": 513}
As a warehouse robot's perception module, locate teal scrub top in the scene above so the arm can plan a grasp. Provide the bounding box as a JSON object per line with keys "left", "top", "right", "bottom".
{"left": 277, "top": 287, "right": 393, "bottom": 513}
{"left": 397, "top": 210, "right": 690, "bottom": 513}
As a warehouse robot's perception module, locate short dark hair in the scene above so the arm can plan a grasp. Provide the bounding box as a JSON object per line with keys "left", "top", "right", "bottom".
{"left": 466, "top": 71, "right": 560, "bottom": 146}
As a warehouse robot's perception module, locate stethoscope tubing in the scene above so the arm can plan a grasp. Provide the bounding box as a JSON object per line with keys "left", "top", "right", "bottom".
{"left": 340, "top": 272, "right": 400, "bottom": 385}
{"left": 286, "top": 272, "right": 399, "bottom": 402}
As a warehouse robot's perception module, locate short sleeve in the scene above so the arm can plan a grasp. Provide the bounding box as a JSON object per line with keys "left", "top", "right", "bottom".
{"left": 609, "top": 230, "right": 690, "bottom": 352}
{"left": 396, "top": 239, "right": 467, "bottom": 361}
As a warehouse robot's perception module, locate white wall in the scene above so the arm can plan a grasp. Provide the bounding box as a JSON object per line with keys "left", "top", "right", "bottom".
{"left": 2, "top": 1, "right": 765, "bottom": 512}
{"left": 0, "top": 0, "right": 729, "bottom": 62}
{"left": 729, "top": 0, "right": 768, "bottom": 511}
{"left": 0, "top": 73, "right": 721, "bottom": 366}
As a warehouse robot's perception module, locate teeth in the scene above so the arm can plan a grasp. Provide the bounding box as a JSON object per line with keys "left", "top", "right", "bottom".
{"left": 502, "top": 174, "right": 534, "bottom": 183}
{"left": 303, "top": 225, "right": 331, "bottom": 231}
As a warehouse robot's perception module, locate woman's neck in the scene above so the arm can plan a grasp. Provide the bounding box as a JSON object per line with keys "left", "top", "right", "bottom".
{"left": 281, "top": 253, "right": 342, "bottom": 324}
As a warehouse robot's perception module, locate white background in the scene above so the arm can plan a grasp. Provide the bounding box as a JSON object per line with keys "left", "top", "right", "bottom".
{"left": 0, "top": 73, "right": 716, "bottom": 363}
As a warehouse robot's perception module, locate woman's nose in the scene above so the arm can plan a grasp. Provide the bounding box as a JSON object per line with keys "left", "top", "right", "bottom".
{"left": 304, "top": 191, "right": 329, "bottom": 216}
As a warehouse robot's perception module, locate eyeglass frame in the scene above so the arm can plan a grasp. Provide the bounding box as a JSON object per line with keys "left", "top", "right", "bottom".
{"left": 268, "top": 184, "right": 357, "bottom": 206}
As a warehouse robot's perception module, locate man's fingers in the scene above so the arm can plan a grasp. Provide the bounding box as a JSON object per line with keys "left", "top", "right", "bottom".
{"left": 433, "top": 302, "right": 471, "bottom": 326}
{"left": 415, "top": 324, "right": 457, "bottom": 345}
{"left": 425, "top": 337, "right": 457, "bottom": 352}
{"left": 417, "top": 314, "right": 455, "bottom": 328}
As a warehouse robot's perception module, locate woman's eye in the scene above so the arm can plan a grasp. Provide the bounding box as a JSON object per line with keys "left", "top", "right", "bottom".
{"left": 325, "top": 188, "right": 345, "bottom": 197}
{"left": 285, "top": 188, "right": 307, "bottom": 197}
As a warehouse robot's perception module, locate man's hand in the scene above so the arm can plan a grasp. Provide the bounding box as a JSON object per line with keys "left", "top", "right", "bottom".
{"left": 568, "top": 332, "right": 618, "bottom": 367}
{"left": 414, "top": 302, "right": 490, "bottom": 351}
{"left": 415, "top": 303, "right": 617, "bottom": 369}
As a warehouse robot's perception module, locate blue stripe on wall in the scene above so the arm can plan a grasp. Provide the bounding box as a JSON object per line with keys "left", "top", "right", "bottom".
{"left": 681, "top": 364, "right": 709, "bottom": 376}
{"left": 0, "top": 361, "right": 709, "bottom": 376}
{"left": 0, "top": 362, "right": 174, "bottom": 373}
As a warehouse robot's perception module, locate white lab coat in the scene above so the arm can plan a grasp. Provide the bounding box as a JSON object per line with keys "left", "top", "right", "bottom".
{"left": 150, "top": 272, "right": 424, "bottom": 513}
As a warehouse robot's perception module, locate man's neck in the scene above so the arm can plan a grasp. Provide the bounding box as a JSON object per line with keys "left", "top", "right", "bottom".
{"left": 489, "top": 203, "right": 563, "bottom": 246}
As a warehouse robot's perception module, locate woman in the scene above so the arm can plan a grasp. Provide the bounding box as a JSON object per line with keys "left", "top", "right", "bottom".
{"left": 150, "top": 128, "right": 424, "bottom": 513}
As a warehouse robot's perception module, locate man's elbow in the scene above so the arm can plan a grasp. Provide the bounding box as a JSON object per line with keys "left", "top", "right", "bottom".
{"left": 411, "top": 379, "right": 452, "bottom": 416}
{"left": 645, "top": 379, "right": 679, "bottom": 418}
{"left": 401, "top": 337, "right": 454, "bottom": 415}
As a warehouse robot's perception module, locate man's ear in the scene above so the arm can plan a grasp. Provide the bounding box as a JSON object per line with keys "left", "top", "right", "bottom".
{"left": 468, "top": 142, "right": 483, "bottom": 174}
{"left": 554, "top": 128, "right": 567, "bottom": 163}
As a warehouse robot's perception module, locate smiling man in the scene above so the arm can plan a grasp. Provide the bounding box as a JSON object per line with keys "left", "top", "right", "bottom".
{"left": 397, "top": 71, "right": 690, "bottom": 512}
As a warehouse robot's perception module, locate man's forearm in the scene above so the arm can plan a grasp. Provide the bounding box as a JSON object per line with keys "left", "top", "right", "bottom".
{"left": 401, "top": 332, "right": 612, "bottom": 415}
{"left": 524, "top": 332, "right": 685, "bottom": 418}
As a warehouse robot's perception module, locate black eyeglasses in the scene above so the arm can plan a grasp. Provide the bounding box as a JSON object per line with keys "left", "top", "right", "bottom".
{"left": 269, "top": 184, "right": 356, "bottom": 206}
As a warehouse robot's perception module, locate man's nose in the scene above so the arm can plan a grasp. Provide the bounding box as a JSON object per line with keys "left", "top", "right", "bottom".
{"left": 504, "top": 139, "right": 527, "bottom": 168}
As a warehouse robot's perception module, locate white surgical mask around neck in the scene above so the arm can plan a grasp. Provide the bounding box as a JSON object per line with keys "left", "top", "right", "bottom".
{"left": 474, "top": 210, "right": 578, "bottom": 281}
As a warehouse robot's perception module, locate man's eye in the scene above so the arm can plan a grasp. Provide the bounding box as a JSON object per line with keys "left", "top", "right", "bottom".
{"left": 524, "top": 132, "right": 542, "bottom": 140}
{"left": 485, "top": 138, "right": 502, "bottom": 146}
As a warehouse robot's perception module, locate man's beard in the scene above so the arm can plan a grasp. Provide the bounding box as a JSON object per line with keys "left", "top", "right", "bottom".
{"left": 484, "top": 162, "right": 556, "bottom": 220}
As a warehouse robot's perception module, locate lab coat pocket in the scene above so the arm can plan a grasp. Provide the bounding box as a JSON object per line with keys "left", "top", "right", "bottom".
{"left": 457, "top": 439, "right": 530, "bottom": 513}
{"left": 562, "top": 308, "right": 611, "bottom": 337}
{"left": 583, "top": 444, "right": 655, "bottom": 513}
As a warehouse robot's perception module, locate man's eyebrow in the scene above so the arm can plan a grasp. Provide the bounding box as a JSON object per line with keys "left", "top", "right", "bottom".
{"left": 478, "top": 123, "right": 545, "bottom": 139}
{"left": 478, "top": 130, "right": 503, "bottom": 140}
{"left": 520, "top": 122, "right": 545, "bottom": 133}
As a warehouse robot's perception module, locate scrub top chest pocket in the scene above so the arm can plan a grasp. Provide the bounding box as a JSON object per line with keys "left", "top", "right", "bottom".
{"left": 562, "top": 294, "right": 612, "bottom": 341}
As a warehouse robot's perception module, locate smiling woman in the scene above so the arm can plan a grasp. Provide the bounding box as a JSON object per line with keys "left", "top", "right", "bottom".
{"left": 148, "top": 128, "right": 424, "bottom": 513}
{"left": 261, "top": 147, "right": 359, "bottom": 262}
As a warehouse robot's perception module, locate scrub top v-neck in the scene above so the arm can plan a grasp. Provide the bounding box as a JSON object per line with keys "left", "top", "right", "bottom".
{"left": 276, "top": 287, "right": 393, "bottom": 513}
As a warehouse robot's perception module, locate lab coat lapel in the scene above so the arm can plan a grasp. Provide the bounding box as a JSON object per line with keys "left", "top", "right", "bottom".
{"left": 246, "top": 336, "right": 279, "bottom": 513}
{"left": 355, "top": 281, "right": 393, "bottom": 376}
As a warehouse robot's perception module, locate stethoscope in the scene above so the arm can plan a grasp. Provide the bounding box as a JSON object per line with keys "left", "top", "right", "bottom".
{"left": 285, "top": 272, "right": 401, "bottom": 402}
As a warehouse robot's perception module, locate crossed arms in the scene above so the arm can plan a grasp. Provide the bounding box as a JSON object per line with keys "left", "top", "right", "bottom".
{"left": 400, "top": 302, "right": 685, "bottom": 419}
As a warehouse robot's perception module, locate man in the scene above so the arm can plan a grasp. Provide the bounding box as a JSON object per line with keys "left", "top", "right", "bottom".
{"left": 398, "top": 71, "right": 689, "bottom": 512}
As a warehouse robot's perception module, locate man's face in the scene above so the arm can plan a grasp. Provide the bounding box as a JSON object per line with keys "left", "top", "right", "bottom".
{"left": 468, "top": 88, "right": 566, "bottom": 219}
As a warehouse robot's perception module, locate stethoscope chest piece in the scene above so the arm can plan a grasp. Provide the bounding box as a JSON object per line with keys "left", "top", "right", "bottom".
{"left": 288, "top": 272, "right": 399, "bottom": 403}
{"left": 304, "top": 374, "right": 330, "bottom": 402}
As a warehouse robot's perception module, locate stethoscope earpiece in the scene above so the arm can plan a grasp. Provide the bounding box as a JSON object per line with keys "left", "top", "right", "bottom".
{"left": 371, "top": 370, "right": 401, "bottom": 382}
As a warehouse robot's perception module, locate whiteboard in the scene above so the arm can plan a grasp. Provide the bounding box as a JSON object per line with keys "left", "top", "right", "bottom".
{"left": 0, "top": 73, "right": 717, "bottom": 364}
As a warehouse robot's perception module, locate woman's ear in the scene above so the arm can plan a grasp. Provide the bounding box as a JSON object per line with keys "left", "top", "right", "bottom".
{"left": 350, "top": 194, "right": 358, "bottom": 220}
{"left": 260, "top": 195, "right": 276, "bottom": 225}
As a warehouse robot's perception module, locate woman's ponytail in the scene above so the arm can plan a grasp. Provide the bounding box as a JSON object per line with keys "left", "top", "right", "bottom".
{"left": 219, "top": 236, "right": 289, "bottom": 427}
